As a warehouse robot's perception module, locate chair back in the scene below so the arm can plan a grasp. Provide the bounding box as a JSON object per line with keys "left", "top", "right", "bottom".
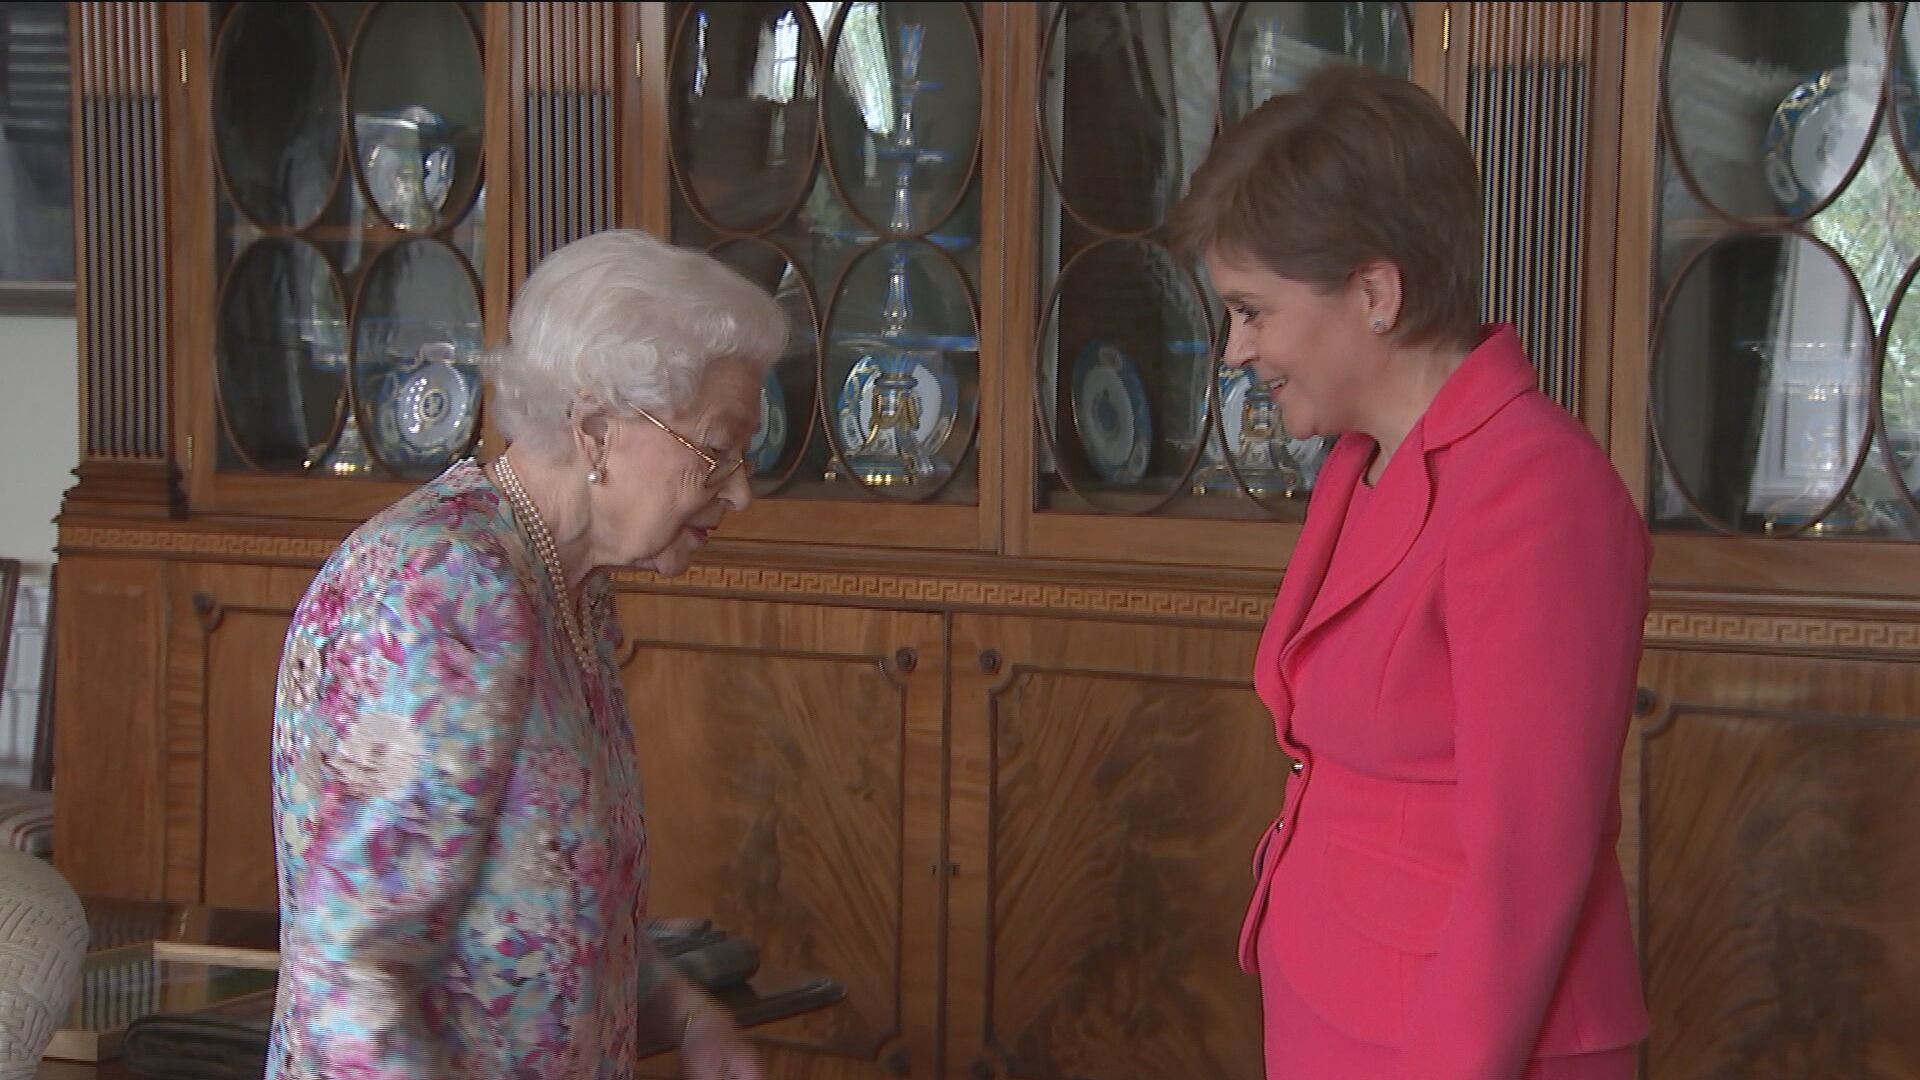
{"left": 0, "top": 559, "right": 17, "bottom": 705}
{"left": 0, "top": 560, "right": 53, "bottom": 792}
{"left": 28, "top": 567, "right": 51, "bottom": 793}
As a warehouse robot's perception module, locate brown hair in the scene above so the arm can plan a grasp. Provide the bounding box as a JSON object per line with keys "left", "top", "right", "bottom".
{"left": 1168, "top": 65, "right": 1483, "bottom": 350}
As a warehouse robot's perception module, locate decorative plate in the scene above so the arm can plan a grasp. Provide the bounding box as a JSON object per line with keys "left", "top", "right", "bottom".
{"left": 1071, "top": 340, "right": 1153, "bottom": 485}
{"left": 375, "top": 340, "right": 477, "bottom": 469}
{"left": 750, "top": 371, "right": 788, "bottom": 474}
{"left": 834, "top": 348, "right": 959, "bottom": 455}
{"left": 1763, "top": 68, "right": 1877, "bottom": 217}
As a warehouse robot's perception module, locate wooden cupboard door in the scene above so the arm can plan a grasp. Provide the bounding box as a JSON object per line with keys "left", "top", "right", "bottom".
{"left": 53, "top": 556, "right": 170, "bottom": 899}
{"left": 1624, "top": 648, "right": 1920, "bottom": 1080}
{"left": 612, "top": 592, "right": 945, "bottom": 1080}
{"left": 947, "top": 614, "right": 1285, "bottom": 1080}
{"left": 171, "top": 563, "right": 314, "bottom": 909}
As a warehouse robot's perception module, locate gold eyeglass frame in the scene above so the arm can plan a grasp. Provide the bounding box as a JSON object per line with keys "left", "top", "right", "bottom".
{"left": 634, "top": 407, "right": 750, "bottom": 487}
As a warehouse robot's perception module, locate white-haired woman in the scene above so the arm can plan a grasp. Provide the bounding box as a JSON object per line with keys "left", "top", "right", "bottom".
{"left": 267, "top": 229, "right": 783, "bottom": 1080}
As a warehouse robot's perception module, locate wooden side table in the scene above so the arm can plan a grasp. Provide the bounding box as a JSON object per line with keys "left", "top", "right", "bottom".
{"left": 44, "top": 899, "right": 843, "bottom": 1079}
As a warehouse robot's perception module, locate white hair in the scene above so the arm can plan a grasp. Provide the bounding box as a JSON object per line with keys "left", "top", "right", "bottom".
{"left": 483, "top": 229, "right": 786, "bottom": 460}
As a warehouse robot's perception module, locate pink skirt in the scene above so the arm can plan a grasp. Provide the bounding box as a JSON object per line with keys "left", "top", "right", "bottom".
{"left": 1258, "top": 941, "right": 1637, "bottom": 1080}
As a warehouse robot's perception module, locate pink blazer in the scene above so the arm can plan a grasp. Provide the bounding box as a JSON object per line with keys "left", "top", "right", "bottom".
{"left": 1239, "top": 326, "right": 1651, "bottom": 1077}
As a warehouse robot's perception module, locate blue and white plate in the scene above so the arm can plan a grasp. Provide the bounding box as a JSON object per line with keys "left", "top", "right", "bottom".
{"left": 1763, "top": 68, "right": 1878, "bottom": 217}
{"left": 1071, "top": 340, "right": 1153, "bottom": 485}
{"left": 834, "top": 348, "right": 959, "bottom": 456}
{"left": 374, "top": 340, "right": 477, "bottom": 470}
{"left": 749, "top": 371, "right": 788, "bottom": 474}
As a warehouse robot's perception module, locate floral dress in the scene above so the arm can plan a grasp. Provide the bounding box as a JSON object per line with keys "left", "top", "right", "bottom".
{"left": 267, "top": 459, "right": 664, "bottom": 1080}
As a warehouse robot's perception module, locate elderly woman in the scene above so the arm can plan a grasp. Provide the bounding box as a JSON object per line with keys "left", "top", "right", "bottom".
{"left": 1170, "top": 68, "right": 1651, "bottom": 1079}
{"left": 267, "top": 229, "right": 782, "bottom": 1080}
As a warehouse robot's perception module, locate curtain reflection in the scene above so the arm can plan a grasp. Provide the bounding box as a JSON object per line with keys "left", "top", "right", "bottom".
{"left": 1050, "top": 3, "right": 1214, "bottom": 232}
{"left": 823, "top": 3, "right": 895, "bottom": 142}
{"left": 1742, "top": 242, "right": 1871, "bottom": 527}
{"left": 0, "top": 1, "right": 73, "bottom": 283}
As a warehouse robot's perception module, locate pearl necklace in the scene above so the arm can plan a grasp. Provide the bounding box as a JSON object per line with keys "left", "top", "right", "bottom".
{"left": 489, "top": 456, "right": 596, "bottom": 671}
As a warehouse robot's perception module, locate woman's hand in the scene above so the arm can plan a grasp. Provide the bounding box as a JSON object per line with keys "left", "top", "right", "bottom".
{"left": 678, "top": 990, "right": 765, "bottom": 1080}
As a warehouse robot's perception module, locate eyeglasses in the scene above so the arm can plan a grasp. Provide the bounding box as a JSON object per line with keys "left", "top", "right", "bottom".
{"left": 634, "top": 407, "right": 750, "bottom": 488}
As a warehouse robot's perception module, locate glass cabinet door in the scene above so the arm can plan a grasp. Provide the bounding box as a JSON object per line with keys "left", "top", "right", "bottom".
{"left": 1650, "top": 1, "right": 1920, "bottom": 539}
{"left": 1021, "top": 2, "right": 1411, "bottom": 562}
{"left": 205, "top": 1, "right": 487, "bottom": 489}
{"left": 662, "top": 1, "right": 986, "bottom": 508}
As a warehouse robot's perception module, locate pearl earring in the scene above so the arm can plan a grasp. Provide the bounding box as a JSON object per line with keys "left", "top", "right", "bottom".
{"left": 586, "top": 469, "right": 604, "bottom": 484}
{"left": 1370, "top": 318, "right": 1388, "bottom": 334}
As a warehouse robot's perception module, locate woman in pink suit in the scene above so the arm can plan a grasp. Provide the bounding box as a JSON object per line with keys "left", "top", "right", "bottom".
{"left": 1169, "top": 67, "right": 1651, "bottom": 1079}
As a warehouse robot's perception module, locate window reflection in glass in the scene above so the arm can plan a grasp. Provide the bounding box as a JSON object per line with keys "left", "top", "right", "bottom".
{"left": 0, "top": 1, "right": 76, "bottom": 300}
{"left": 1652, "top": 1, "right": 1920, "bottom": 538}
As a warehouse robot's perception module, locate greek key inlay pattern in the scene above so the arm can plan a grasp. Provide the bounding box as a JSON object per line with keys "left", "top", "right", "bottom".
{"left": 1644, "top": 610, "right": 1920, "bottom": 657}
{"left": 61, "top": 526, "right": 1273, "bottom": 621}
{"left": 615, "top": 565, "right": 1273, "bottom": 623}
{"left": 61, "top": 525, "right": 1920, "bottom": 648}
{"left": 62, "top": 526, "right": 337, "bottom": 562}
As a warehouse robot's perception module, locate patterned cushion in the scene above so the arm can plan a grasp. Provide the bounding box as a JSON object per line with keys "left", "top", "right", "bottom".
{"left": 0, "top": 788, "right": 52, "bottom": 858}
{"left": 0, "top": 846, "right": 88, "bottom": 1076}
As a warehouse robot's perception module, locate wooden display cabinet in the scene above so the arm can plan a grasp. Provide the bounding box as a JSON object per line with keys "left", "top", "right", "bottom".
{"left": 53, "top": 3, "right": 1920, "bottom": 1078}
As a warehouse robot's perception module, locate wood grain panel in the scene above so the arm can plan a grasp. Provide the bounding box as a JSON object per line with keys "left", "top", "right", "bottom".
{"left": 1441, "top": 2, "right": 1628, "bottom": 446}
{"left": 613, "top": 593, "right": 944, "bottom": 1080}
{"left": 949, "top": 615, "right": 1281, "bottom": 1080}
{"left": 995, "top": 0, "right": 1041, "bottom": 564}
{"left": 1020, "top": 498, "right": 1305, "bottom": 570}
{"left": 480, "top": 2, "right": 513, "bottom": 459}
{"left": 1456, "top": 2, "right": 1601, "bottom": 415}
{"left": 1652, "top": 535, "right": 1920, "bottom": 602}
{"left": 1409, "top": 2, "right": 1449, "bottom": 101}
{"left": 63, "top": 2, "right": 180, "bottom": 518}
{"left": 198, "top": 606, "right": 295, "bottom": 909}
{"left": 164, "top": 564, "right": 312, "bottom": 904}
{"left": 1627, "top": 649, "right": 1920, "bottom": 1080}
{"left": 1607, "top": 0, "right": 1662, "bottom": 510}
{"left": 71, "top": 1, "right": 168, "bottom": 463}
{"left": 166, "top": 0, "right": 219, "bottom": 511}
{"left": 515, "top": 1, "right": 617, "bottom": 280}
{"left": 623, "top": 3, "right": 666, "bottom": 239}
{"left": 52, "top": 556, "right": 170, "bottom": 898}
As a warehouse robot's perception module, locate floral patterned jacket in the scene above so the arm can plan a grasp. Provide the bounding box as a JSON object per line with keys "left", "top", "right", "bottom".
{"left": 267, "top": 459, "right": 663, "bottom": 1080}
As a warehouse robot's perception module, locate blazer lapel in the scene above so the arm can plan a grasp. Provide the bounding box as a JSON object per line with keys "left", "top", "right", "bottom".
{"left": 1273, "top": 325, "right": 1536, "bottom": 678}
{"left": 1253, "top": 435, "right": 1368, "bottom": 717}
{"left": 1279, "top": 427, "right": 1436, "bottom": 676}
